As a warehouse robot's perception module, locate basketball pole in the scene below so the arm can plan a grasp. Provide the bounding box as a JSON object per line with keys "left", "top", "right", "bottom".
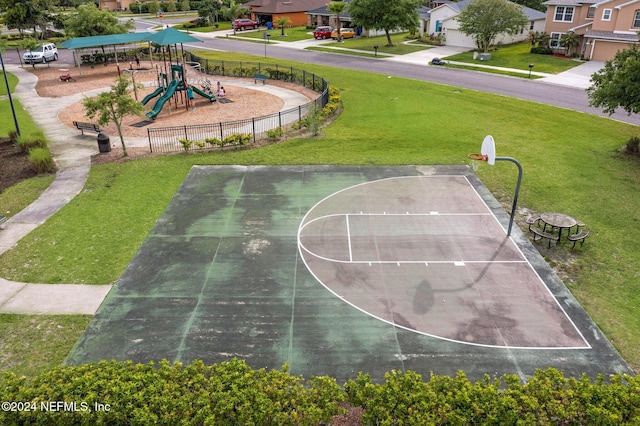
{"left": 495, "top": 156, "right": 522, "bottom": 237}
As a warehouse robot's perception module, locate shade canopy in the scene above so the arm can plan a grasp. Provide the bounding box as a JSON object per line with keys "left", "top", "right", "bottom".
{"left": 59, "top": 32, "right": 153, "bottom": 50}
{"left": 146, "top": 27, "right": 203, "bottom": 45}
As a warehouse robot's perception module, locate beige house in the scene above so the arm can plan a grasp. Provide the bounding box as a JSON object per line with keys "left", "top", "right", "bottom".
{"left": 543, "top": 0, "right": 640, "bottom": 60}
{"left": 99, "top": 0, "right": 138, "bottom": 11}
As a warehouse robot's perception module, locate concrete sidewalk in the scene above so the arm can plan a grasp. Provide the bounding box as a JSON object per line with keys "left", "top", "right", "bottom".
{"left": 0, "top": 64, "right": 310, "bottom": 315}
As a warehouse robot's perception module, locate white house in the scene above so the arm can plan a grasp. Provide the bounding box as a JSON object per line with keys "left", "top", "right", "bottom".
{"left": 428, "top": 0, "right": 546, "bottom": 49}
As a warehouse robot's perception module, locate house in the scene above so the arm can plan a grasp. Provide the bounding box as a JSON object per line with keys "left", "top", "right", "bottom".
{"left": 428, "top": 0, "right": 546, "bottom": 49}
{"left": 246, "top": 0, "right": 330, "bottom": 27}
{"left": 99, "top": 0, "right": 137, "bottom": 11}
{"left": 542, "top": 0, "right": 640, "bottom": 60}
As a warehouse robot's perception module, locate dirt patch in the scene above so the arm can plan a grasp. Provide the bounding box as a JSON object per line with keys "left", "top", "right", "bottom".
{"left": 0, "top": 138, "right": 40, "bottom": 193}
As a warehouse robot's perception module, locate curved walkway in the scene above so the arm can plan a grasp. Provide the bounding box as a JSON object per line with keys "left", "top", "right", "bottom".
{"left": 0, "top": 64, "right": 310, "bottom": 315}
{"left": 0, "top": 52, "right": 595, "bottom": 315}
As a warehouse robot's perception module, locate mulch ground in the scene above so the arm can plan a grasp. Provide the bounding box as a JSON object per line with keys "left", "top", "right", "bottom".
{"left": 0, "top": 138, "right": 42, "bottom": 193}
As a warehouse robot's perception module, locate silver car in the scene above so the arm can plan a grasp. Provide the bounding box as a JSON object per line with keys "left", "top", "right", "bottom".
{"left": 23, "top": 43, "right": 58, "bottom": 64}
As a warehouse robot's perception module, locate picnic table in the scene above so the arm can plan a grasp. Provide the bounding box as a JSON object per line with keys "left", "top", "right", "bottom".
{"left": 528, "top": 212, "right": 589, "bottom": 248}
{"left": 540, "top": 212, "right": 577, "bottom": 240}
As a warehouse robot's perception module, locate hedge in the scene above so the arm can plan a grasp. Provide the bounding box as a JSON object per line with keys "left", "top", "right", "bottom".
{"left": 1, "top": 360, "right": 639, "bottom": 425}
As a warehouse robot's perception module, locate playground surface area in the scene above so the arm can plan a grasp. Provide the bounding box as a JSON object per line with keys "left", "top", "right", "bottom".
{"left": 66, "top": 165, "right": 632, "bottom": 384}
{"left": 28, "top": 63, "right": 316, "bottom": 139}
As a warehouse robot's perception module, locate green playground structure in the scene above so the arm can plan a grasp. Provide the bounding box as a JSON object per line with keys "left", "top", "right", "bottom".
{"left": 143, "top": 64, "right": 217, "bottom": 119}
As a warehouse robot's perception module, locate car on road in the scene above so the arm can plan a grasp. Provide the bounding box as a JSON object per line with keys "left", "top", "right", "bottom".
{"left": 233, "top": 19, "right": 259, "bottom": 31}
{"left": 313, "top": 26, "right": 333, "bottom": 39}
{"left": 23, "top": 43, "right": 58, "bottom": 64}
{"left": 331, "top": 28, "right": 355, "bottom": 39}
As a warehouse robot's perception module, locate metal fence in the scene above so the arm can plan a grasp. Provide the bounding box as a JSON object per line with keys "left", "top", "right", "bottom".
{"left": 146, "top": 57, "right": 329, "bottom": 153}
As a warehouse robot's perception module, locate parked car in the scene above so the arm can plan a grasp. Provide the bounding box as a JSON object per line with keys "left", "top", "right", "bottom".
{"left": 233, "top": 19, "right": 259, "bottom": 31}
{"left": 313, "top": 26, "right": 333, "bottom": 40}
{"left": 331, "top": 28, "right": 355, "bottom": 39}
{"left": 23, "top": 43, "right": 58, "bottom": 64}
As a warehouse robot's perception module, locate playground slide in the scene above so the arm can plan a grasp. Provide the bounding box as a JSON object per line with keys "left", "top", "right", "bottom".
{"left": 146, "top": 80, "right": 179, "bottom": 120}
{"left": 141, "top": 86, "right": 164, "bottom": 105}
{"left": 192, "top": 86, "right": 217, "bottom": 103}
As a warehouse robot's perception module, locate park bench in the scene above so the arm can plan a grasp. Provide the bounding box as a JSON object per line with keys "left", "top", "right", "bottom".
{"left": 567, "top": 229, "right": 589, "bottom": 248}
{"left": 0, "top": 215, "right": 6, "bottom": 230}
{"left": 530, "top": 226, "right": 560, "bottom": 248}
{"left": 254, "top": 73, "right": 268, "bottom": 85}
{"left": 72, "top": 121, "right": 102, "bottom": 135}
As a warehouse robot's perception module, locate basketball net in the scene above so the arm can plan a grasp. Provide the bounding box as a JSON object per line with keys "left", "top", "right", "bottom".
{"left": 468, "top": 153, "right": 487, "bottom": 172}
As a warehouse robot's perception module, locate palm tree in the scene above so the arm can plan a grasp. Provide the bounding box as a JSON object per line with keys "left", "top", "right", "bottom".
{"left": 560, "top": 31, "right": 580, "bottom": 57}
{"left": 327, "top": 1, "right": 347, "bottom": 42}
{"left": 225, "top": 1, "right": 250, "bottom": 34}
{"left": 276, "top": 16, "right": 291, "bottom": 36}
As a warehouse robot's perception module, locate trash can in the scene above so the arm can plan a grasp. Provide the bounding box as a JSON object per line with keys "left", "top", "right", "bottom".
{"left": 97, "top": 133, "right": 111, "bottom": 153}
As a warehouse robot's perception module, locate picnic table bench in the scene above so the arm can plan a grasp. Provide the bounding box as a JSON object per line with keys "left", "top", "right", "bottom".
{"left": 568, "top": 229, "right": 590, "bottom": 248}
{"left": 530, "top": 226, "right": 560, "bottom": 247}
{"left": 72, "top": 121, "right": 102, "bottom": 135}
{"left": 254, "top": 73, "right": 268, "bottom": 85}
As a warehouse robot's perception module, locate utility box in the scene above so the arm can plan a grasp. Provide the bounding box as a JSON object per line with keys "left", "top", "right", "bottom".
{"left": 478, "top": 53, "right": 491, "bottom": 61}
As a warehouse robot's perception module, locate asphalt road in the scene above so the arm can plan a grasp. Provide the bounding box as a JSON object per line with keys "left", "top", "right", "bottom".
{"left": 4, "top": 22, "right": 638, "bottom": 126}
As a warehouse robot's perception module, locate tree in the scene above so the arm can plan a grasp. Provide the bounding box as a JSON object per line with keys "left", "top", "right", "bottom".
{"left": 276, "top": 16, "right": 291, "bottom": 36}
{"left": 224, "top": 1, "right": 249, "bottom": 34}
{"left": 64, "top": 3, "right": 133, "bottom": 37}
{"left": 560, "top": 31, "right": 579, "bottom": 56}
{"left": 457, "top": 0, "right": 528, "bottom": 53}
{"left": 347, "top": 0, "right": 422, "bottom": 46}
{"left": 327, "top": 1, "right": 347, "bottom": 42}
{"left": 0, "top": 0, "right": 53, "bottom": 39}
{"left": 198, "top": 0, "right": 222, "bottom": 25}
{"left": 587, "top": 45, "right": 640, "bottom": 116}
{"left": 181, "top": 0, "right": 190, "bottom": 13}
{"left": 83, "top": 76, "right": 144, "bottom": 157}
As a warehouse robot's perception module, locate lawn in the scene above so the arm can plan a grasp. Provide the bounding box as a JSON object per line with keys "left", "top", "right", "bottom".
{"left": 445, "top": 41, "right": 583, "bottom": 74}
{"left": 230, "top": 25, "right": 313, "bottom": 42}
{"left": 1, "top": 50, "right": 640, "bottom": 377}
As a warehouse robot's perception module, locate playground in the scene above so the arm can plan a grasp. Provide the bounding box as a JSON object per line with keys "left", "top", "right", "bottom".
{"left": 28, "top": 62, "right": 317, "bottom": 140}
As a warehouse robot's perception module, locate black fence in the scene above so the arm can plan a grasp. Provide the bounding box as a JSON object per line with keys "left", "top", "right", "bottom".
{"left": 146, "top": 56, "right": 330, "bottom": 153}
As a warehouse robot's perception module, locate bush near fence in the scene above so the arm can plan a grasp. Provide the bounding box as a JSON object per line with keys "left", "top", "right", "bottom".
{"left": 146, "top": 57, "right": 330, "bottom": 154}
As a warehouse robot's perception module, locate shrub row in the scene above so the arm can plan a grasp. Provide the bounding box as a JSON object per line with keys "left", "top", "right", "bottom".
{"left": 0, "top": 359, "right": 344, "bottom": 425}
{"left": 345, "top": 368, "right": 640, "bottom": 425}
{"left": 2, "top": 361, "right": 640, "bottom": 425}
{"left": 12, "top": 130, "right": 55, "bottom": 174}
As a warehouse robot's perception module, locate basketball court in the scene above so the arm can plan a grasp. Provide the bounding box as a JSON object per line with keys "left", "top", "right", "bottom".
{"left": 66, "top": 165, "right": 632, "bottom": 383}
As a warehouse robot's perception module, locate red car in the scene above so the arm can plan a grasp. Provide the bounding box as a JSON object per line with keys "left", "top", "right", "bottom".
{"left": 233, "top": 19, "right": 259, "bottom": 31}
{"left": 313, "top": 26, "right": 333, "bottom": 40}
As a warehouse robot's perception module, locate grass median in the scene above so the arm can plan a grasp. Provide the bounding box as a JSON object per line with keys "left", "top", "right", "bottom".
{"left": 1, "top": 50, "right": 640, "bottom": 374}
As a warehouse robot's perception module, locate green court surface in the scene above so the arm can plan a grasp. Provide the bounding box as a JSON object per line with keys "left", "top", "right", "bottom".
{"left": 66, "top": 166, "right": 632, "bottom": 383}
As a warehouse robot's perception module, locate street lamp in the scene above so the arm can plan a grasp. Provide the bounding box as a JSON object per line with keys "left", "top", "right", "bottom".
{"left": 0, "top": 50, "right": 20, "bottom": 136}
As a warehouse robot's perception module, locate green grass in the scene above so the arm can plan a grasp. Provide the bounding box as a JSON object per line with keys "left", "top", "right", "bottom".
{"left": 306, "top": 46, "right": 380, "bottom": 58}
{"left": 2, "top": 50, "right": 640, "bottom": 375}
{"left": 442, "top": 63, "right": 544, "bottom": 79}
{"left": 0, "top": 98, "right": 38, "bottom": 137}
{"left": 0, "top": 73, "right": 19, "bottom": 95}
{"left": 337, "top": 33, "right": 432, "bottom": 54}
{"left": 0, "top": 315, "right": 92, "bottom": 377}
{"left": 0, "top": 175, "right": 56, "bottom": 218}
{"left": 445, "top": 42, "right": 583, "bottom": 74}
{"left": 231, "top": 25, "right": 313, "bottom": 42}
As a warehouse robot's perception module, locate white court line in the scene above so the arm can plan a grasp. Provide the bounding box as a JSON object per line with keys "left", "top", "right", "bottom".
{"left": 296, "top": 175, "right": 591, "bottom": 349}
